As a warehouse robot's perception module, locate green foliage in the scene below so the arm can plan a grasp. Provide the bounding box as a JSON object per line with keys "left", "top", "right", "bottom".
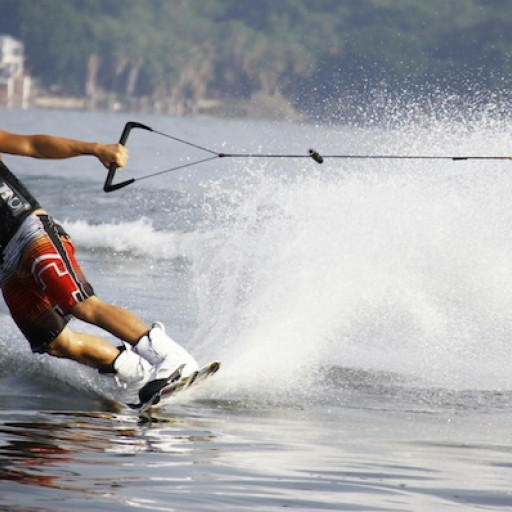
{"left": 1, "top": 0, "right": 511, "bottom": 113}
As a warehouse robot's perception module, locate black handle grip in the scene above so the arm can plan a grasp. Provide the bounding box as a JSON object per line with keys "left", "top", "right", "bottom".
{"left": 103, "top": 121, "right": 153, "bottom": 192}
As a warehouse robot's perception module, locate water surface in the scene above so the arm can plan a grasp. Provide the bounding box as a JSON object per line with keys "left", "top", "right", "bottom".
{"left": 1, "top": 105, "right": 512, "bottom": 510}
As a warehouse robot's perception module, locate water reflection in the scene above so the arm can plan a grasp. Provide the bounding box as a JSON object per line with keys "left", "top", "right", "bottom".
{"left": 0, "top": 410, "right": 216, "bottom": 491}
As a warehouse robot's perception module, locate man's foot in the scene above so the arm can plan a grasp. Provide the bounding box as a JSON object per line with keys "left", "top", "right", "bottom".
{"left": 134, "top": 322, "right": 199, "bottom": 381}
{"left": 136, "top": 365, "right": 184, "bottom": 407}
{"left": 113, "top": 344, "right": 152, "bottom": 406}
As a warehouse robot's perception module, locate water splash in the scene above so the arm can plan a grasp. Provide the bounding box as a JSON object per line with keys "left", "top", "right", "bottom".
{"left": 62, "top": 218, "right": 197, "bottom": 261}
{"left": 190, "top": 105, "right": 512, "bottom": 393}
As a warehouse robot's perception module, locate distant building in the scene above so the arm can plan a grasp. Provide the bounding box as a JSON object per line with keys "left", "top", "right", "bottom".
{"left": 0, "top": 35, "right": 31, "bottom": 108}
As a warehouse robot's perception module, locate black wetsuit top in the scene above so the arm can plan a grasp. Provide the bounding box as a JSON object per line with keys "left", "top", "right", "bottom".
{"left": 0, "top": 161, "right": 41, "bottom": 251}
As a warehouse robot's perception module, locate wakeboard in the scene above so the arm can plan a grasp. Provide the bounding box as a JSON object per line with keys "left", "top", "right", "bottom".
{"left": 136, "top": 360, "right": 221, "bottom": 413}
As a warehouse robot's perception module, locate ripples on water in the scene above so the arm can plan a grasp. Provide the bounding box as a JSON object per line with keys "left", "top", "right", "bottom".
{"left": 1, "top": 367, "right": 512, "bottom": 511}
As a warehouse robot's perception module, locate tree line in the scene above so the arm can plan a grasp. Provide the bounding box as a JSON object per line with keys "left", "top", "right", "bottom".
{"left": 1, "top": 0, "right": 511, "bottom": 119}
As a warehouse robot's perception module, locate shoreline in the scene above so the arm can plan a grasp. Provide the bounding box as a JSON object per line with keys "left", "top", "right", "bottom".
{"left": 30, "top": 91, "right": 303, "bottom": 122}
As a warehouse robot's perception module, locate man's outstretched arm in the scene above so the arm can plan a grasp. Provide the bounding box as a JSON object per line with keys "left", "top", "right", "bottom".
{"left": 0, "top": 130, "right": 128, "bottom": 169}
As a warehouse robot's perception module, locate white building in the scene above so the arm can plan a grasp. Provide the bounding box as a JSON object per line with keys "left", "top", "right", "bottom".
{"left": 0, "top": 35, "right": 31, "bottom": 108}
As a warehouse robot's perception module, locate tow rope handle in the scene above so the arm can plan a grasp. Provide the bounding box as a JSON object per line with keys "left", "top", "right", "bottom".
{"left": 103, "top": 121, "right": 153, "bottom": 192}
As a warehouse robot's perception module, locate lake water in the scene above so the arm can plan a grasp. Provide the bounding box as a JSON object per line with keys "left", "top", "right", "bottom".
{"left": 1, "top": 104, "right": 512, "bottom": 510}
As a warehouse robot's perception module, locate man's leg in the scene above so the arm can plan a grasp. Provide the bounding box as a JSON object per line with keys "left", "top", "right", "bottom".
{"left": 46, "top": 324, "right": 153, "bottom": 405}
{"left": 46, "top": 324, "right": 120, "bottom": 370}
{"left": 71, "top": 296, "right": 199, "bottom": 380}
{"left": 70, "top": 295, "right": 149, "bottom": 346}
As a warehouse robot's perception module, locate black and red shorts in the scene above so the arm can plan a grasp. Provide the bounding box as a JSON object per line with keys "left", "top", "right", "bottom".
{"left": 0, "top": 214, "right": 94, "bottom": 353}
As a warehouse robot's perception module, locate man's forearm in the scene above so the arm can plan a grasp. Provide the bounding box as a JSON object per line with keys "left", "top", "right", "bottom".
{"left": 24, "top": 134, "right": 99, "bottom": 160}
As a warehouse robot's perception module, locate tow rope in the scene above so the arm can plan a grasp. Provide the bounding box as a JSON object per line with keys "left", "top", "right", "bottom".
{"left": 104, "top": 121, "right": 512, "bottom": 192}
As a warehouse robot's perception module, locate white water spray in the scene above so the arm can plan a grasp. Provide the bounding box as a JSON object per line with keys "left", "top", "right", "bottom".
{"left": 191, "top": 109, "right": 512, "bottom": 392}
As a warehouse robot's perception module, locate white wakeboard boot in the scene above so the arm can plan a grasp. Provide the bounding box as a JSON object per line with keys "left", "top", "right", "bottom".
{"left": 133, "top": 322, "right": 199, "bottom": 403}
{"left": 113, "top": 343, "right": 152, "bottom": 407}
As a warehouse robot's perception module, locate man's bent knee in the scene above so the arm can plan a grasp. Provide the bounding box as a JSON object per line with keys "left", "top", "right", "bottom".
{"left": 70, "top": 296, "right": 103, "bottom": 324}
{"left": 45, "top": 327, "right": 76, "bottom": 359}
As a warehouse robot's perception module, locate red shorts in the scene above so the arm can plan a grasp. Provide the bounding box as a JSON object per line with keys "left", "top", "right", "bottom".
{"left": 0, "top": 214, "right": 94, "bottom": 352}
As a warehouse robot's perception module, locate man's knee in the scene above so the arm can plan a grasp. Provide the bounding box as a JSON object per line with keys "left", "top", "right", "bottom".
{"left": 71, "top": 296, "right": 103, "bottom": 323}
{"left": 45, "top": 327, "right": 75, "bottom": 359}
